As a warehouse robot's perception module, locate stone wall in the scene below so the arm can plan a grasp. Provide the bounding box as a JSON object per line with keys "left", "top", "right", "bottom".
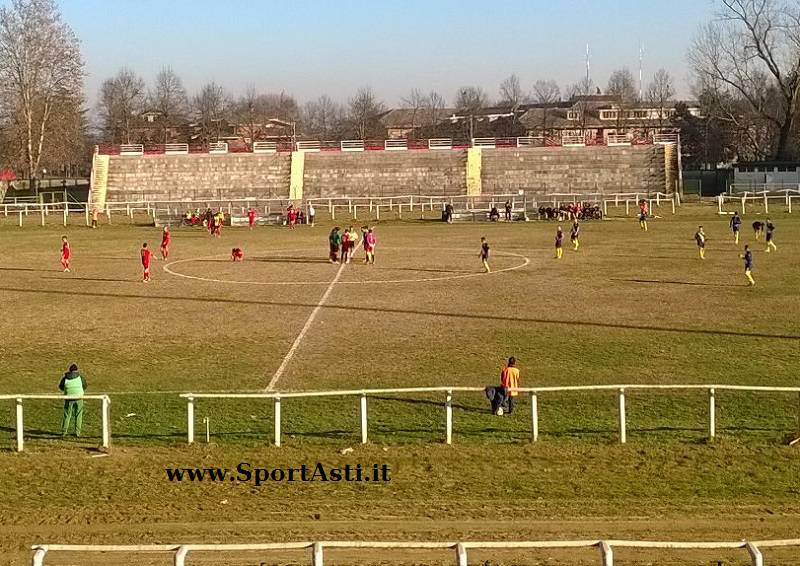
{"left": 481, "top": 145, "right": 666, "bottom": 195}
{"left": 102, "top": 145, "right": 669, "bottom": 202}
{"left": 302, "top": 150, "right": 466, "bottom": 198}
{"left": 105, "top": 153, "right": 290, "bottom": 202}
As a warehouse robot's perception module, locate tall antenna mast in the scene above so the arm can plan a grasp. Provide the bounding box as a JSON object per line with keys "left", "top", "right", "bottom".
{"left": 638, "top": 42, "right": 644, "bottom": 100}
{"left": 586, "top": 43, "right": 591, "bottom": 88}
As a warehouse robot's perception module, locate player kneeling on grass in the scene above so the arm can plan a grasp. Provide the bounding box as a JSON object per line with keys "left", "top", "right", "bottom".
{"left": 741, "top": 245, "right": 755, "bottom": 286}
{"left": 695, "top": 226, "right": 706, "bottom": 259}
{"left": 141, "top": 243, "right": 153, "bottom": 282}
{"left": 231, "top": 247, "right": 244, "bottom": 262}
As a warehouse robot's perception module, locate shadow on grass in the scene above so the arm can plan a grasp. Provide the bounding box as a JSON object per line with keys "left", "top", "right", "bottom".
{"left": 0, "top": 267, "right": 58, "bottom": 273}
{"left": 371, "top": 395, "right": 488, "bottom": 414}
{"left": 612, "top": 278, "right": 743, "bottom": 288}
{"left": 2, "top": 285, "right": 799, "bottom": 342}
{"left": 377, "top": 267, "right": 473, "bottom": 274}
{"left": 42, "top": 276, "right": 134, "bottom": 283}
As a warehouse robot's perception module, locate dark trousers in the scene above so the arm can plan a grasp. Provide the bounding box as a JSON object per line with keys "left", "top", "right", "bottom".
{"left": 505, "top": 394, "right": 516, "bottom": 414}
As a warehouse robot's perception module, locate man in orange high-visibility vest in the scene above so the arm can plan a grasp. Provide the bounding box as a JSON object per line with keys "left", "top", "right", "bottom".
{"left": 500, "top": 357, "right": 520, "bottom": 415}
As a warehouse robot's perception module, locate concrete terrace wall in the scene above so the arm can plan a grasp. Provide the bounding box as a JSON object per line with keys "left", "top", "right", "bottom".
{"left": 481, "top": 145, "right": 666, "bottom": 195}
{"left": 105, "top": 153, "right": 290, "bottom": 202}
{"left": 101, "top": 145, "right": 669, "bottom": 202}
{"left": 302, "top": 150, "right": 466, "bottom": 198}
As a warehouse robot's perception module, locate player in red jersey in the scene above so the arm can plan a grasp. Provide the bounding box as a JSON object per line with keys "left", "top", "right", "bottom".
{"left": 60, "top": 236, "right": 71, "bottom": 272}
{"left": 287, "top": 205, "right": 297, "bottom": 229}
{"left": 231, "top": 247, "right": 244, "bottom": 261}
{"left": 160, "top": 227, "right": 171, "bottom": 259}
{"left": 247, "top": 207, "right": 257, "bottom": 229}
{"left": 141, "top": 243, "right": 153, "bottom": 282}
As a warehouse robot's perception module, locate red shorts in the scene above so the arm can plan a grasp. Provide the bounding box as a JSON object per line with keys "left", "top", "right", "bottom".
{"left": 364, "top": 245, "right": 374, "bottom": 253}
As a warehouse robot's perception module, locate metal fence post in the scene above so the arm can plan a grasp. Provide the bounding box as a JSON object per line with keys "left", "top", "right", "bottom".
{"left": 445, "top": 390, "right": 453, "bottom": 445}
{"left": 31, "top": 547, "right": 47, "bottom": 566}
{"left": 16, "top": 398, "right": 24, "bottom": 452}
{"left": 708, "top": 388, "right": 716, "bottom": 441}
{"left": 456, "top": 543, "right": 468, "bottom": 566}
{"left": 101, "top": 396, "right": 111, "bottom": 449}
{"left": 618, "top": 389, "right": 626, "bottom": 444}
{"left": 174, "top": 546, "right": 189, "bottom": 566}
{"left": 360, "top": 394, "right": 368, "bottom": 444}
{"left": 530, "top": 392, "right": 539, "bottom": 442}
{"left": 600, "top": 541, "right": 614, "bottom": 566}
{"left": 746, "top": 542, "right": 763, "bottom": 566}
{"left": 186, "top": 396, "right": 195, "bottom": 444}
{"left": 312, "top": 542, "right": 324, "bottom": 566}
{"left": 274, "top": 397, "right": 282, "bottom": 447}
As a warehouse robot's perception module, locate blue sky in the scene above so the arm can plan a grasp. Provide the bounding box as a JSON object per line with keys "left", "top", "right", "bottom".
{"left": 52, "top": 0, "right": 715, "bottom": 106}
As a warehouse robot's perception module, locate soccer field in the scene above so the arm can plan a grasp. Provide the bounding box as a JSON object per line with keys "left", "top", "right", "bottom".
{"left": 1, "top": 203, "right": 799, "bottom": 564}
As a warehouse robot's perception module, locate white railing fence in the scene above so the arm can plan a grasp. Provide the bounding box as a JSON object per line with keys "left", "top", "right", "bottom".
{"left": 30, "top": 538, "right": 800, "bottom": 566}
{"left": 717, "top": 191, "right": 800, "bottom": 215}
{"left": 1, "top": 395, "right": 111, "bottom": 452}
{"left": 2, "top": 190, "right": 679, "bottom": 227}
{"left": 180, "top": 384, "right": 800, "bottom": 447}
{"left": 118, "top": 144, "right": 144, "bottom": 156}
{"left": 252, "top": 141, "right": 278, "bottom": 153}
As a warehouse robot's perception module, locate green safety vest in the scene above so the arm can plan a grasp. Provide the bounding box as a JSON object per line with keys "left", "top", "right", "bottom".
{"left": 63, "top": 374, "right": 84, "bottom": 397}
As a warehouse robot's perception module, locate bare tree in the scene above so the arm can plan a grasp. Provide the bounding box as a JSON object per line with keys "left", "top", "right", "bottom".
{"left": 565, "top": 77, "right": 595, "bottom": 131}
{"left": 606, "top": 67, "right": 638, "bottom": 103}
{"left": 690, "top": 0, "right": 800, "bottom": 160}
{"left": 499, "top": 74, "right": 526, "bottom": 108}
{"left": 455, "top": 86, "right": 489, "bottom": 112}
{"left": 97, "top": 68, "right": 145, "bottom": 144}
{"left": 192, "top": 81, "right": 231, "bottom": 143}
{"left": 422, "top": 90, "right": 446, "bottom": 136}
{"left": 532, "top": 79, "right": 561, "bottom": 135}
{"left": 646, "top": 68, "right": 675, "bottom": 128}
{"left": 348, "top": 86, "right": 385, "bottom": 139}
{"left": 150, "top": 66, "right": 188, "bottom": 143}
{"left": 302, "top": 94, "right": 345, "bottom": 139}
{"left": 0, "top": 0, "right": 84, "bottom": 184}
{"left": 532, "top": 79, "right": 561, "bottom": 104}
{"left": 401, "top": 88, "right": 426, "bottom": 133}
{"left": 455, "top": 86, "right": 489, "bottom": 138}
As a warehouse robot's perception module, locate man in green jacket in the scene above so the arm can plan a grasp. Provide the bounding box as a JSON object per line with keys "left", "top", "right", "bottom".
{"left": 59, "top": 363, "right": 86, "bottom": 437}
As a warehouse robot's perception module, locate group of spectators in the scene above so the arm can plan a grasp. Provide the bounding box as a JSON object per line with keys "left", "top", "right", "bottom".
{"left": 538, "top": 202, "right": 603, "bottom": 221}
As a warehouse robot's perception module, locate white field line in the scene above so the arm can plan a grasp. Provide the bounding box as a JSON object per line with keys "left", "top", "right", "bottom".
{"left": 162, "top": 248, "right": 530, "bottom": 286}
{"left": 265, "top": 242, "right": 361, "bottom": 391}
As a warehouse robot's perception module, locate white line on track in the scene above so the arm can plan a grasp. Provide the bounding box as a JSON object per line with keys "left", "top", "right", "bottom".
{"left": 264, "top": 242, "right": 361, "bottom": 391}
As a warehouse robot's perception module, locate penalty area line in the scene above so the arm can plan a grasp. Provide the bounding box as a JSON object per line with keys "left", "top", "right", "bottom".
{"left": 265, "top": 243, "right": 361, "bottom": 391}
